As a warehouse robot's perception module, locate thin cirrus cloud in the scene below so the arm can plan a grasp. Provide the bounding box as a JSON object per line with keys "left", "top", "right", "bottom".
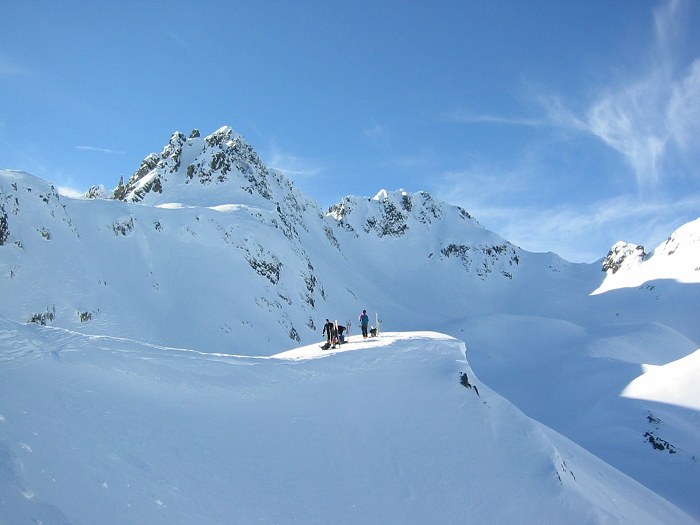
{"left": 438, "top": 174, "right": 700, "bottom": 261}
{"left": 447, "top": 1, "right": 698, "bottom": 195}
{"left": 264, "top": 145, "right": 324, "bottom": 180}
{"left": 444, "top": 110, "right": 545, "bottom": 128}
{"left": 75, "top": 145, "right": 125, "bottom": 155}
{"left": 666, "top": 59, "right": 700, "bottom": 153}
{"left": 575, "top": 1, "right": 699, "bottom": 191}
{"left": 582, "top": 61, "right": 700, "bottom": 190}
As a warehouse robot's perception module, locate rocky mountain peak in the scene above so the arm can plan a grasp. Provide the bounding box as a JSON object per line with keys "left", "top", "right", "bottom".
{"left": 110, "top": 126, "right": 274, "bottom": 207}
{"left": 602, "top": 241, "right": 646, "bottom": 273}
{"left": 328, "top": 188, "right": 480, "bottom": 239}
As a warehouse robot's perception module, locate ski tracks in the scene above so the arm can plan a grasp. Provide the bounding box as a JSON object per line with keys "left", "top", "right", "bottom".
{"left": 0, "top": 321, "right": 45, "bottom": 366}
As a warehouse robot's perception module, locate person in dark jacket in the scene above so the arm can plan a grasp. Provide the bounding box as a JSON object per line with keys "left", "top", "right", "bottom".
{"left": 322, "top": 319, "right": 334, "bottom": 343}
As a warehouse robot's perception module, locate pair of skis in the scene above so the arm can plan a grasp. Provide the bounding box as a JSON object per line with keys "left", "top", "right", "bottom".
{"left": 320, "top": 319, "right": 344, "bottom": 350}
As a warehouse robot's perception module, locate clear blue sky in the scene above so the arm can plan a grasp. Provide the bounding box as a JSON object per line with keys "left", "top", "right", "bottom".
{"left": 2, "top": 1, "right": 699, "bottom": 262}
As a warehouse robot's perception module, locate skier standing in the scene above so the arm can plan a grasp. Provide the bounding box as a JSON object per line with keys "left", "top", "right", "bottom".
{"left": 359, "top": 310, "right": 369, "bottom": 338}
{"left": 322, "top": 319, "right": 334, "bottom": 344}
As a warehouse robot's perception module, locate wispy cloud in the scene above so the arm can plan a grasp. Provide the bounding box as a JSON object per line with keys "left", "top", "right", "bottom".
{"left": 263, "top": 143, "right": 323, "bottom": 180}
{"left": 435, "top": 0, "right": 699, "bottom": 261}
{"left": 76, "top": 145, "right": 125, "bottom": 155}
{"left": 437, "top": 170, "right": 700, "bottom": 262}
{"left": 515, "top": 193, "right": 700, "bottom": 259}
{"left": 666, "top": 59, "right": 700, "bottom": 153}
{"left": 564, "top": 0, "right": 699, "bottom": 191}
{"left": 56, "top": 186, "right": 87, "bottom": 198}
{"left": 445, "top": 110, "right": 545, "bottom": 128}
{"left": 489, "top": 0, "right": 700, "bottom": 194}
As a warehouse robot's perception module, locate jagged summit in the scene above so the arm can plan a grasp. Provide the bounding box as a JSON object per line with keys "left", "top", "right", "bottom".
{"left": 329, "top": 188, "right": 485, "bottom": 238}
{"left": 595, "top": 217, "right": 700, "bottom": 293}
{"left": 104, "top": 126, "right": 292, "bottom": 209}
{"left": 601, "top": 241, "right": 646, "bottom": 274}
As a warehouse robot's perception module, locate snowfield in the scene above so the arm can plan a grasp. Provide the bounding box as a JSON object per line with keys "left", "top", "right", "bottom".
{"left": 0, "top": 323, "right": 694, "bottom": 525}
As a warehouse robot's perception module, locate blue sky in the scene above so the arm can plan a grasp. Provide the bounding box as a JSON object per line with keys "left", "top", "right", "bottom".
{"left": 1, "top": 0, "right": 699, "bottom": 262}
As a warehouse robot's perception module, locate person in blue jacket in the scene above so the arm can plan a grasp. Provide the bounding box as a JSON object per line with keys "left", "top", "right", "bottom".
{"left": 359, "top": 310, "right": 369, "bottom": 338}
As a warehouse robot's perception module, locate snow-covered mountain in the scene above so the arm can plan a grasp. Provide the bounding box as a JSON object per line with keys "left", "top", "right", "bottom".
{"left": 596, "top": 217, "right": 700, "bottom": 293}
{"left": 1, "top": 126, "right": 699, "bottom": 523}
{"left": 0, "top": 126, "right": 577, "bottom": 352}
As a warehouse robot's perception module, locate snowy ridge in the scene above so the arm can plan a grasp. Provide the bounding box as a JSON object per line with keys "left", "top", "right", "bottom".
{"left": 329, "top": 188, "right": 484, "bottom": 238}
{"left": 0, "top": 323, "right": 694, "bottom": 525}
{"left": 327, "top": 188, "right": 522, "bottom": 280}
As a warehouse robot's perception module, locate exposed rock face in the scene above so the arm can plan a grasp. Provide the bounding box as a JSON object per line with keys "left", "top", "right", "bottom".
{"left": 602, "top": 242, "right": 646, "bottom": 273}
{"left": 0, "top": 205, "right": 9, "bottom": 246}
{"left": 84, "top": 185, "right": 109, "bottom": 199}
{"left": 327, "top": 189, "right": 520, "bottom": 279}
{"left": 113, "top": 131, "right": 186, "bottom": 202}
{"left": 112, "top": 126, "right": 276, "bottom": 206}
{"left": 328, "top": 190, "right": 454, "bottom": 236}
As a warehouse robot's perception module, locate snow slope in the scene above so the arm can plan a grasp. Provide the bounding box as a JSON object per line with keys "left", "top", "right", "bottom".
{"left": 622, "top": 348, "right": 700, "bottom": 411}
{"left": 0, "top": 322, "right": 694, "bottom": 525}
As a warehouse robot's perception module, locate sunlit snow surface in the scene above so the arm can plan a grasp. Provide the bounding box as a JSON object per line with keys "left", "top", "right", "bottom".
{"left": 0, "top": 323, "right": 695, "bottom": 524}
{"left": 622, "top": 349, "right": 700, "bottom": 411}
